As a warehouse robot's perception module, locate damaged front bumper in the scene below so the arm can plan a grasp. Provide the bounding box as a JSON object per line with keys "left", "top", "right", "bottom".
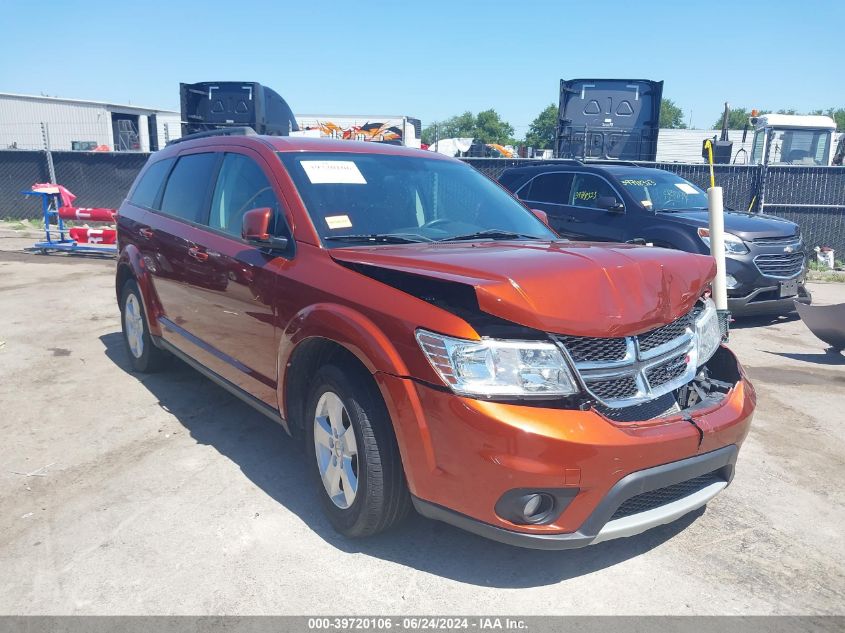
{"left": 413, "top": 444, "right": 737, "bottom": 550}
{"left": 376, "top": 346, "right": 755, "bottom": 549}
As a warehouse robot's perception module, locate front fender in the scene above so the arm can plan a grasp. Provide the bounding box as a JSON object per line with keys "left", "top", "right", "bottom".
{"left": 278, "top": 302, "right": 412, "bottom": 409}
{"left": 117, "top": 244, "right": 163, "bottom": 338}
{"left": 277, "top": 303, "right": 439, "bottom": 486}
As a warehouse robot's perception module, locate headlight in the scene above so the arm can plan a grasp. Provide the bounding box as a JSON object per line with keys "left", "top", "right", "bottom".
{"left": 415, "top": 330, "right": 578, "bottom": 398}
{"left": 694, "top": 298, "right": 722, "bottom": 365}
{"left": 697, "top": 228, "right": 748, "bottom": 255}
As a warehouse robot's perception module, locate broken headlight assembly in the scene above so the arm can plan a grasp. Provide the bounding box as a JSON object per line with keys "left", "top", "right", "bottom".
{"left": 695, "top": 297, "right": 722, "bottom": 365}
{"left": 415, "top": 330, "right": 578, "bottom": 398}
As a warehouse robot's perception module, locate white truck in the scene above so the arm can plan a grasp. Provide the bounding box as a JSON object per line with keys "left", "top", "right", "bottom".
{"left": 747, "top": 113, "right": 839, "bottom": 166}
{"left": 291, "top": 114, "right": 422, "bottom": 148}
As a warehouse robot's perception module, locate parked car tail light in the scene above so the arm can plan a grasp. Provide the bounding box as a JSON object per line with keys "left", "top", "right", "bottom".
{"left": 694, "top": 298, "right": 722, "bottom": 365}
{"left": 415, "top": 330, "right": 578, "bottom": 398}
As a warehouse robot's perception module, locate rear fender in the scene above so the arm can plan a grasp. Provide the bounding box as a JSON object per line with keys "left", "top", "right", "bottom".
{"left": 116, "top": 244, "right": 163, "bottom": 338}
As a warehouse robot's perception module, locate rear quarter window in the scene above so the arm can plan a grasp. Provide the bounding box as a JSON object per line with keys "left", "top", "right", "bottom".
{"left": 129, "top": 158, "right": 174, "bottom": 209}
{"left": 523, "top": 172, "right": 574, "bottom": 204}
{"left": 159, "top": 153, "right": 219, "bottom": 223}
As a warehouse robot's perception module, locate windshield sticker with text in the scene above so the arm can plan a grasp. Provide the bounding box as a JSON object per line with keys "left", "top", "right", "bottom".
{"left": 302, "top": 161, "right": 367, "bottom": 185}
{"left": 325, "top": 214, "right": 353, "bottom": 229}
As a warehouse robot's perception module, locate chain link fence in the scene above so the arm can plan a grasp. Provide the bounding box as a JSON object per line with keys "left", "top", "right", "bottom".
{"left": 463, "top": 158, "right": 845, "bottom": 255}
{"left": 1, "top": 147, "right": 843, "bottom": 255}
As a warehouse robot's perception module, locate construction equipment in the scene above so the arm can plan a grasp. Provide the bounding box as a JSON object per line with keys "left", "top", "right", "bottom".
{"left": 25, "top": 184, "right": 117, "bottom": 255}
{"left": 746, "top": 112, "right": 837, "bottom": 165}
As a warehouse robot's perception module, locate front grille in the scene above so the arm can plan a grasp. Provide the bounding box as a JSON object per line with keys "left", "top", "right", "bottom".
{"left": 609, "top": 471, "right": 724, "bottom": 521}
{"left": 754, "top": 252, "right": 805, "bottom": 278}
{"left": 589, "top": 376, "right": 638, "bottom": 401}
{"left": 557, "top": 335, "right": 627, "bottom": 362}
{"left": 645, "top": 353, "right": 689, "bottom": 387}
{"left": 638, "top": 314, "right": 692, "bottom": 353}
{"left": 555, "top": 305, "right": 699, "bottom": 410}
{"left": 597, "top": 393, "right": 681, "bottom": 423}
{"left": 751, "top": 234, "right": 799, "bottom": 246}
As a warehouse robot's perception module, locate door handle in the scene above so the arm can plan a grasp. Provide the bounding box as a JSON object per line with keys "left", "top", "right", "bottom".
{"left": 139, "top": 227, "right": 154, "bottom": 239}
{"left": 187, "top": 246, "right": 208, "bottom": 262}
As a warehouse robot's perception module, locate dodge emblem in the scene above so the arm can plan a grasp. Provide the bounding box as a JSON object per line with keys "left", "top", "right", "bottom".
{"left": 784, "top": 245, "right": 794, "bottom": 253}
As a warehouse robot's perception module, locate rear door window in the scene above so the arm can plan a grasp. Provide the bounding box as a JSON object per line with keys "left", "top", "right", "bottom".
{"left": 570, "top": 174, "right": 619, "bottom": 209}
{"left": 209, "top": 153, "right": 285, "bottom": 237}
{"left": 159, "top": 153, "right": 219, "bottom": 224}
{"left": 129, "top": 158, "right": 174, "bottom": 209}
{"left": 521, "top": 172, "right": 574, "bottom": 204}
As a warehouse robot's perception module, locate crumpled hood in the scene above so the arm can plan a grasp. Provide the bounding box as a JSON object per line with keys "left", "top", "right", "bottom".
{"left": 331, "top": 241, "right": 716, "bottom": 337}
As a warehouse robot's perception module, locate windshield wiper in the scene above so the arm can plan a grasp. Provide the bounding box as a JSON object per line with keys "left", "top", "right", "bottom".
{"left": 323, "top": 233, "right": 432, "bottom": 244}
{"left": 437, "top": 229, "right": 542, "bottom": 243}
{"left": 655, "top": 206, "right": 708, "bottom": 213}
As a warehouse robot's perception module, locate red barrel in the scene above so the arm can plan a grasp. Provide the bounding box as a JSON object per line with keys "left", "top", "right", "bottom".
{"left": 58, "top": 206, "right": 116, "bottom": 222}
{"left": 69, "top": 227, "right": 117, "bottom": 244}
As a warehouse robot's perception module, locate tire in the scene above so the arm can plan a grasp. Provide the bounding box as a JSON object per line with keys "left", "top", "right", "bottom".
{"left": 304, "top": 362, "right": 410, "bottom": 537}
{"left": 120, "top": 279, "right": 168, "bottom": 373}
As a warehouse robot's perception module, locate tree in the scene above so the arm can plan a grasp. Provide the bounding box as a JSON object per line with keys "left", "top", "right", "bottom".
{"left": 524, "top": 104, "right": 557, "bottom": 149}
{"left": 826, "top": 108, "right": 845, "bottom": 130}
{"left": 659, "top": 99, "right": 687, "bottom": 129}
{"left": 474, "top": 109, "right": 515, "bottom": 144}
{"left": 712, "top": 107, "right": 845, "bottom": 130}
{"left": 421, "top": 109, "right": 515, "bottom": 145}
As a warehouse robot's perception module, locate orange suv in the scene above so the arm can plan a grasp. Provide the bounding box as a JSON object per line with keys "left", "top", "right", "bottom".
{"left": 115, "top": 129, "right": 754, "bottom": 548}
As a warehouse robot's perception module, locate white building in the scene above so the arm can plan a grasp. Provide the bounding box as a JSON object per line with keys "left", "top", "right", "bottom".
{"left": 0, "top": 92, "right": 181, "bottom": 152}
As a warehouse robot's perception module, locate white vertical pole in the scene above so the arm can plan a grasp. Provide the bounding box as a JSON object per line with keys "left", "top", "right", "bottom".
{"left": 707, "top": 186, "right": 728, "bottom": 311}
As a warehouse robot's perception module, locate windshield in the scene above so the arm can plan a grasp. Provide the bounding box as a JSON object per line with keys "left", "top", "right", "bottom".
{"left": 617, "top": 172, "right": 708, "bottom": 212}
{"left": 768, "top": 129, "right": 831, "bottom": 165}
{"left": 278, "top": 152, "right": 555, "bottom": 245}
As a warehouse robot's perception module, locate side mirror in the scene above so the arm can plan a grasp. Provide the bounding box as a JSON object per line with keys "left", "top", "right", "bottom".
{"left": 530, "top": 208, "right": 550, "bottom": 227}
{"left": 242, "top": 207, "right": 288, "bottom": 250}
{"left": 596, "top": 196, "right": 624, "bottom": 213}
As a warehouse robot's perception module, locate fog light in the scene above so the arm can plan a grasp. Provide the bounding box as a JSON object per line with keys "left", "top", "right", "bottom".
{"left": 725, "top": 274, "right": 738, "bottom": 289}
{"left": 520, "top": 493, "right": 554, "bottom": 523}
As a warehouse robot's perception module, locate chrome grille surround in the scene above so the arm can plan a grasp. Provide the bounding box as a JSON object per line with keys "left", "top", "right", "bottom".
{"left": 753, "top": 251, "right": 806, "bottom": 279}
{"left": 751, "top": 234, "right": 800, "bottom": 247}
{"left": 553, "top": 310, "right": 699, "bottom": 409}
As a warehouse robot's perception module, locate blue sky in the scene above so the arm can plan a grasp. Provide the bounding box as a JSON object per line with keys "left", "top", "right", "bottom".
{"left": 2, "top": 0, "right": 843, "bottom": 133}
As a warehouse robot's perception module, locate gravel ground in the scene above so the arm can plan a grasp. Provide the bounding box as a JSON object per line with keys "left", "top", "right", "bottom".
{"left": 0, "top": 236, "right": 843, "bottom": 615}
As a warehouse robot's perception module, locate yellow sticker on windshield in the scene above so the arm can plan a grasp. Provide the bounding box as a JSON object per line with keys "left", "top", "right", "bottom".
{"left": 325, "top": 215, "right": 353, "bottom": 229}
{"left": 620, "top": 179, "right": 657, "bottom": 186}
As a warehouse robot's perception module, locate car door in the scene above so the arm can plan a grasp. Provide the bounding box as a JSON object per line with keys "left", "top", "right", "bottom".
{"left": 141, "top": 150, "right": 221, "bottom": 337}
{"left": 170, "top": 149, "right": 293, "bottom": 406}
{"left": 515, "top": 172, "right": 577, "bottom": 238}
{"left": 563, "top": 172, "right": 629, "bottom": 242}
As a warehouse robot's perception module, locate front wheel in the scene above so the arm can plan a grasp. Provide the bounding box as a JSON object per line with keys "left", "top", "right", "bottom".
{"left": 305, "top": 363, "right": 410, "bottom": 537}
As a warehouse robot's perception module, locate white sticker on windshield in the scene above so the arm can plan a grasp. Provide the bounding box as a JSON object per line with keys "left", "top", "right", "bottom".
{"left": 325, "top": 214, "right": 353, "bottom": 229}
{"left": 641, "top": 200, "right": 653, "bottom": 207}
{"left": 302, "top": 160, "right": 367, "bottom": 184}
{"left": 675, "top": 183, "right": 699, "bottom": 195}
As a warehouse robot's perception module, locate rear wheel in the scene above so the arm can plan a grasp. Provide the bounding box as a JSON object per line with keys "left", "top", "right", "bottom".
{"left": 305, "top": 363, "right": 410, "bottom": 537}
{"left": 120, "top": 279, "right": 168, "bottom": 373}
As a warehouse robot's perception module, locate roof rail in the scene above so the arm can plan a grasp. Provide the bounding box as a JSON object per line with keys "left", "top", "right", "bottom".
{"left": 583, "top": 159, "right": 641, "bottom": 167}
{"left": 167, "top": 126, "right": 257, "bottom": 146}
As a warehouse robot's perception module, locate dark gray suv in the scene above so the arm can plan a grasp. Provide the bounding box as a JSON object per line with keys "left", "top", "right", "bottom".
{"left": 499, "top": 164, "right": 811, "bottom": 317}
